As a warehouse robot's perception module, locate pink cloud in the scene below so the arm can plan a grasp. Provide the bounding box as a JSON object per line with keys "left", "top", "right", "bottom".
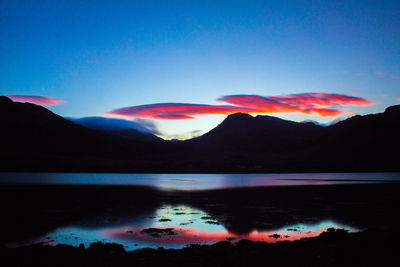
{"left": 219, "top": 93, "right": 373, "bottom": 117}
{"left": 106, "top": 93, "right": 373, "bottom": 120}
{"left": 5, "top": 95, "right": 64, "bottom": 106}
{"left": 375, "top": 72, "right": 387, "bottom": 77}
{"left": 391, "top": 75, "right": 400, "bottom": 79}
{"left": 106, "top": 103, "right": 253, "bottom": 120}
{"left": 355, "top": 72, "right": 366, "bottom": 76}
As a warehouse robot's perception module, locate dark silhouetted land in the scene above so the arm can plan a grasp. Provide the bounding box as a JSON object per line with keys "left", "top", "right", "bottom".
{"left": 1, "top": 96, "right": 400, "bottom": 173}
{"left": 0, "top": 229, "right": 398, "bottom": 267}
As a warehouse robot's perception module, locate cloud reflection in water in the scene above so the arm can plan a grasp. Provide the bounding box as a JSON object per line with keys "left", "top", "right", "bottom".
{"left": 33, "top": 205, "right": 359, "bottom": 250}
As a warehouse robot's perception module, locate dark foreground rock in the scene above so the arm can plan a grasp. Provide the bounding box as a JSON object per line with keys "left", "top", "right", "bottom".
{"left": 0, "top": 229, "right": 398, "bottom": 267}
{"left": 141, "top": 228, "right": 176, "bottom": 238}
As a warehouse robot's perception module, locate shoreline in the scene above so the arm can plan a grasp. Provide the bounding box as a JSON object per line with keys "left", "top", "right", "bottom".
{"left": 1, "top": 183, "right": 399, "bottom": 245}
{"left": 1, "top": 228, "right": 398, "bottom": 266}
{"left": 2, "top": 170, "right": 400, "bottom": 174}
{"left": 1, "top": 183, "right": 399, "bottom": 265}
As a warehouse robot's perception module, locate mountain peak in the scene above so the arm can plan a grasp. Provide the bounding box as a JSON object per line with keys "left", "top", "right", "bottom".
{"left": 0, "top": 96, "right": 13, "bottom": 104}
{"left": 384, "top": 104, "right": 400, "bottom": 115}
{"left": 225, "top": 112, "right": 253, "bottom": 120}
{"left": 218, "top": 113, "right": 255, "bottom": 127}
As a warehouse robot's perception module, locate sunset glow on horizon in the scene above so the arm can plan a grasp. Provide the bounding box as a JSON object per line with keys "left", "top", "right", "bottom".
{"left": 5, "top": 95, "right": 65, "bottom": 106}
{"left": 1, "top": 0, "right": 399, "bottom": 139}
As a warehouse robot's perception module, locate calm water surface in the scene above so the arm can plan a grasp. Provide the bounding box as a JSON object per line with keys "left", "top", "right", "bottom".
{"left": 0, "top": 172, "right": 399, "bottom": 190}
{"left": 9, "top": 204, "right": 359, "bottom": 250}
{"left": 2, "top": 172, "right": 398, "bottom": 250}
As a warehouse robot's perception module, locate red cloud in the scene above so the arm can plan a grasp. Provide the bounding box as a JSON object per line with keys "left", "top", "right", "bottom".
{"left": 5, "top": 95, "right": 64, "bottom": 106}
{"left": 106, "top": 103, "right": 253, "bottom": 120}
{"left": 106, "top": 93, "right": 373, "bottom": 120}
{"left": 219, "top": 93, "right": 373, "bottom": 117}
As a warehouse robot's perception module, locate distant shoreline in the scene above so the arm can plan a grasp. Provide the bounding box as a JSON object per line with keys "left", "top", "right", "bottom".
{"left": 1, "top": 172, "right": 399, "bottom": 190}
{"left": 1, "top": 170, "right": 400, "bottom": 174}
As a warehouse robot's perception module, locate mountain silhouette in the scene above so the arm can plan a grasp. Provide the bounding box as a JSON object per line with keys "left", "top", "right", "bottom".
{"left": 179, "top": 106, "right": 400, "bottom": 172}
{"left": 1, "top": 96, "right": 399, "bottom": 172}
{"left": 187, "top": 112, "right": 323, "bottom": 154}
{"left": 0, "top": 96, "right": 165, "bottom": 171}
{"left": 307, "top": 105, "right": 400, "bottom": 171}
{"left": 110, "top": 129, "right": 164, "bottom": 142}
{"left": 67, "top": 116, "right": 163, "bottom": 142}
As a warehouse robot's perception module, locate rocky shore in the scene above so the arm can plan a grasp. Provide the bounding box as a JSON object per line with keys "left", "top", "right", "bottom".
{"left": 0, "top": 228, "right": 398, "bottom": 266}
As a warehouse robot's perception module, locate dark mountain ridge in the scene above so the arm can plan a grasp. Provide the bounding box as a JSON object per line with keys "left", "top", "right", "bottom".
{"left": 178, "top": 105, "right": 400, "bottom": 172}
{"left": 187, "top": 112, "right": 324, "bottom": 153}
{"left": 1, "top": 96, "right": 399, "bottom": 172}
{"left": 67, "top": 116, "right": 164, "bottom": 142}
{"left": 0, "top": 96, "right": 169, "bottom": 171}
{"left": 67, "top": 116, "right": 153, "bottom": 133}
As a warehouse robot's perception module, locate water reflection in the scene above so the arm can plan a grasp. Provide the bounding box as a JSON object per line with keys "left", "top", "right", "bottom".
{"left": 0, "top": 172, "right": 398, "bottom": 190}
{"left": 32, "top": 205, "right": 358, "bottom": 250}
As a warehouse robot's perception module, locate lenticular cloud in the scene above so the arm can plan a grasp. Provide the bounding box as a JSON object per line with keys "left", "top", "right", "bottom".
{"left": 218, "top": 93, "right": 373, "bottom": 117}
{"left": 106, "top": 93, "right": 373, "bottom": 120}
{"left": 6, "top": 95, "right": 65, "bottom": 106}
{"left": 106, "top": 103, "right": 253, "bottom": 120}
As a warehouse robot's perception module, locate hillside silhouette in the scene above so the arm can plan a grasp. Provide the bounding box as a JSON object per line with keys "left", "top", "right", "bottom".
{"left": 1, "top": 96, "right": 399, "bottom": 172}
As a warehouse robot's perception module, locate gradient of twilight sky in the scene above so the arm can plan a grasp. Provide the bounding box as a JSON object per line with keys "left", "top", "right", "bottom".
{"left": 1, "top": 0, "right": 400, "bottom": 139}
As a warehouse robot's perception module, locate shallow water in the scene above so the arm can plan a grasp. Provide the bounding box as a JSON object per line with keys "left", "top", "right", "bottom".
{"left": 3, "top": 172, "right": 397, "bottom": 250}
{"left": 0, "top": 172, "right": 399, "bottom": 190}
{"left": 11, "top": 204, "right": 359, "bottom": 250}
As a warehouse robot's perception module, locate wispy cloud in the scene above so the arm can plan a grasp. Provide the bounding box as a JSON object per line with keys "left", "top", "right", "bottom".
{"left": 335, "top": 71, "right": 399, "bottom": 79}
{"left": 5, "top": 95, "right": 65, "bottom": 106}
{"left": 106, "top": 93, "right": 373, "bottom": 120}
{"left": 375, "top": 72, "right": 387, "bottom": 77}
{"left": 134, "top": 119, "right": 160, "bottom": 135}
{"left": 374, "top": 72, "right": 400, "bottom": 79}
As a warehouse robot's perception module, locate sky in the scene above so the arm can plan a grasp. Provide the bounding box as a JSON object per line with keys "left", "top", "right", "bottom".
{"left": 1, "top": 0, "right": 399, "bottom": 139}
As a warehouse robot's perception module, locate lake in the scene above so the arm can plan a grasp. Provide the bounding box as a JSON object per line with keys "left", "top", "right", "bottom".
{"left": 1, "top": 172, "right": 399, "bottom": 250}
{"left": 0, "top": 172, "right": 399, "bottom": 190}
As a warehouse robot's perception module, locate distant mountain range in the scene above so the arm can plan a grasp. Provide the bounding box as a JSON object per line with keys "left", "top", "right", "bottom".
{"left": 67, "top": 116, "right": 154, "bottom": 133}
{"left": 67, "top": 117, "right": 163, "bottom": 142}
{"left": 1, "top": 95, "right": 399, "bottom": 172}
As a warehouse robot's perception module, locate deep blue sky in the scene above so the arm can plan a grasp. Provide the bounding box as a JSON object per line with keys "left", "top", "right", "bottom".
{"left": 1, "top": 0, "right": 399, "bottom": 139}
